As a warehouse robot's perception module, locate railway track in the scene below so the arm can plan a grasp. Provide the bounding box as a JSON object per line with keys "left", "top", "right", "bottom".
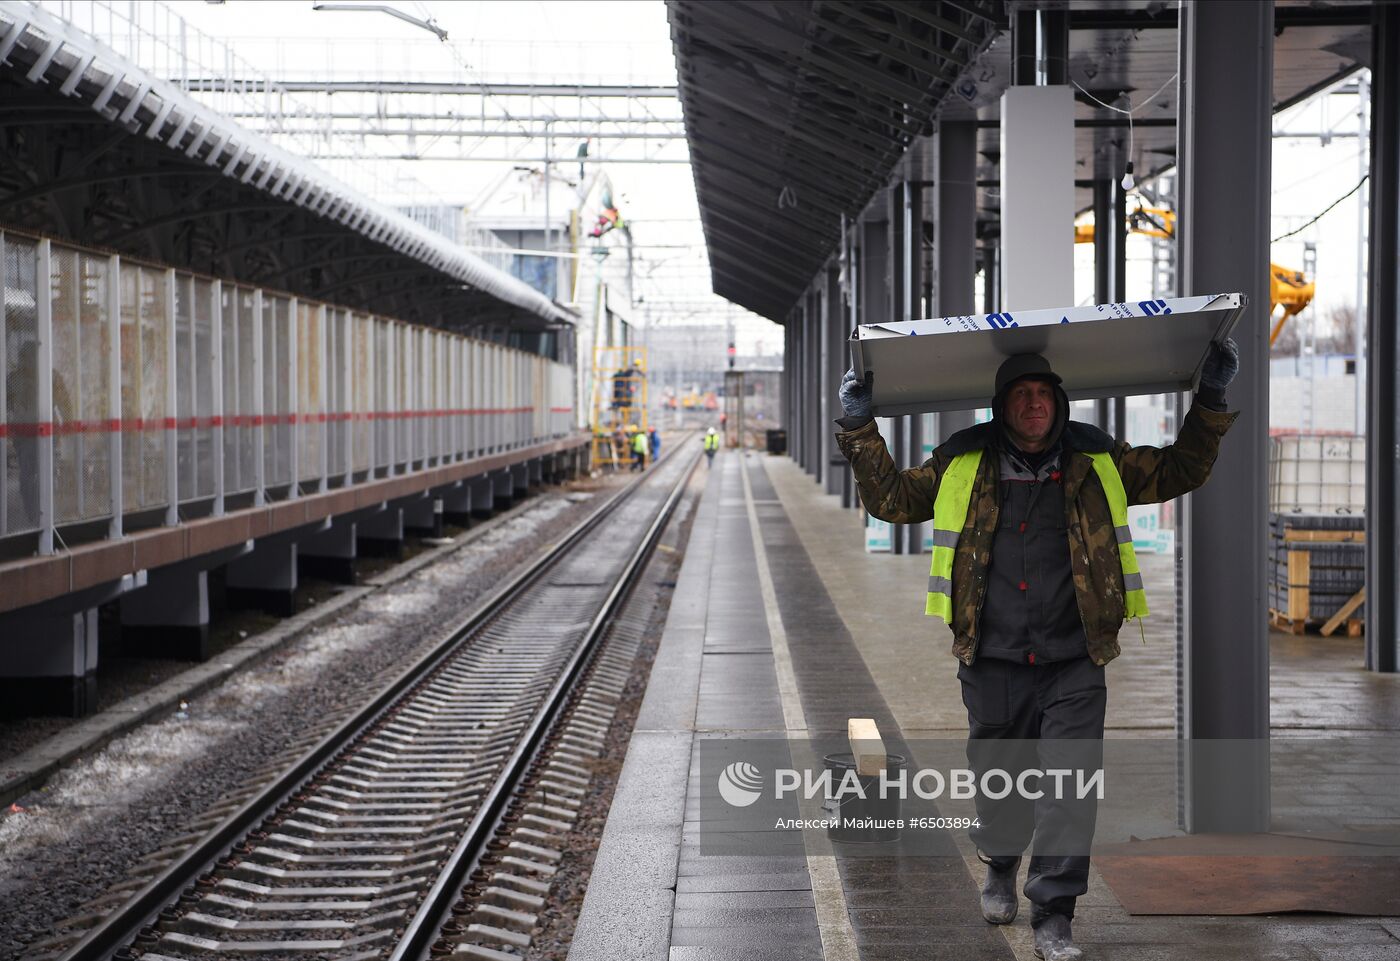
{"left": 40, "top": 441, "right": 701, "bottom": 961}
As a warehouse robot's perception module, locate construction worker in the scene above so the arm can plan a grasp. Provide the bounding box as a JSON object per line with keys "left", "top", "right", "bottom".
{"left": 630, "top": 426, "right": 648, "bottom": 472}
{"left": 703, "top": 426, "right": 719, "bottom": 467}
{"left": 648, "top": 426, "right": 661, "bottom": 462}
{"left": 834, "top": 343, "right": 1239, "bottom": 961}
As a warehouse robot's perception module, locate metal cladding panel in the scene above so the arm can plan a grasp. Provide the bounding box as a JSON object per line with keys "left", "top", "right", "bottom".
{"left": 1, "top": 234, "right": 41, "bottom": 536}
{"left": 220, "top": 283, "right": 244, "bottom": 494}
{"left": 264, "top": 294, "right": 292, "bottom": 488}
{"left": 236, "top": 287, "right": 257, "bottom": 491}
{"left": 396, "top": 325, "right": 410, "bottom": 466}
{"left": 352, "top": 313, "right": 371, "bottom": 473}
{"left": 374, "top": 319, "right": 391, "bottom": 469}
{"left": 470, "top": 339, "right": 480, "bottom": 455}
{"left": 120, "top": 262, "right": 168, "bottom": 510}
{"left": 50, "top": 244, "right": 111, "bottom": 524}
{"left": 172, "top": 271, "right": 194, "bottom": 503}
{"left": 191, "top": 277, "right": 215, "bottom": 500}
{"left": 851, "top": 293, "right": 1247, "bottom": 416}
{"left": 326, "top": 308, "right": 345, "bottom": 477}
{"left": 297, "top": 300, "right": 321, "bottom": 483}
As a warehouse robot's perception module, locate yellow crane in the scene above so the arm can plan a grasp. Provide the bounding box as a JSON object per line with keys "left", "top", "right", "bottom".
{"left": 1268, "top": 263, "right": 1316, "bottom": 347}
{"left": 1074, "top": 207, "right": 1314, "bottom": 345}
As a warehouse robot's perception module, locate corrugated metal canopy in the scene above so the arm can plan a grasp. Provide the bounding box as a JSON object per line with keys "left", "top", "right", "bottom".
{"left": 672, "top": 1, "right": 1375, "bottom": 324}
{"left": 667, "top": 0, "right": 1003, "bottom": 321}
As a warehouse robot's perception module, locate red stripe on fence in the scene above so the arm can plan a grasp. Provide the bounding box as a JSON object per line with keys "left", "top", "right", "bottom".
{"left": 1, "top": 406, "right": 556, "bottom": 439}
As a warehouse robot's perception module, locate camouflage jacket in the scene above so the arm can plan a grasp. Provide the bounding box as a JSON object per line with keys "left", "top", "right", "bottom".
{"left": 835, "top": 404, "right": 1238, "bottom": 666}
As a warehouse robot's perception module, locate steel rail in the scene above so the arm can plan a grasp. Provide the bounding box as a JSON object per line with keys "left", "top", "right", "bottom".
{"left": 57, "top": 437, "right": 700, "bottom": 961}
{"left": 392, "top": 443, "right": 702, "bottom": 960}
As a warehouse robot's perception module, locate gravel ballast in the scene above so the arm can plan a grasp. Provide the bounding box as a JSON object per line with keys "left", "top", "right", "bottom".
{"left": 0, "top": 476, "right": 628, "bottom": 961}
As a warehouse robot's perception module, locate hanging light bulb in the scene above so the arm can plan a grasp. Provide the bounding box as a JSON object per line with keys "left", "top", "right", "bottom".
{"left": 1120, "top": 160, "right": 1136, "bottom": 192}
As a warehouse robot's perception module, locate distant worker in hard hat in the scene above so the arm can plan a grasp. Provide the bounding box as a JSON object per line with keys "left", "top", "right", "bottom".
{"left": 834, "top": 342, "right": 1240, "bottom": 961}
{"left": 703, "top": 426, "right": 719, "bottom": 467}
{"left": 631, "top": 427, "right": 648, "bottom": 472}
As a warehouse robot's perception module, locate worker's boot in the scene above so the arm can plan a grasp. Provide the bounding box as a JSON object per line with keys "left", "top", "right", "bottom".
{"left": 978, "top": 852, "right": 1020, "bottom": 924}
{"left": 1032, "top": 914, "right": 1083, "bottom": 961}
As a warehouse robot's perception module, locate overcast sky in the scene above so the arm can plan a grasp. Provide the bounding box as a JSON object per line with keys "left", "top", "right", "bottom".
{"left": 51, "top": 1, "right": 1373, "bottom": 362}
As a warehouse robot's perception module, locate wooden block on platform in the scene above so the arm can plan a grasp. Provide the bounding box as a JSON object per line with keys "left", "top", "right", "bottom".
{"left": 1269, "top": 609, "right": 1308, "bottom": 635}
{"left": 847, "top": 717, "right": 886, "bottom": 776}
{"left": 1320, "top": 587, "right": 1366, "bottom": 637}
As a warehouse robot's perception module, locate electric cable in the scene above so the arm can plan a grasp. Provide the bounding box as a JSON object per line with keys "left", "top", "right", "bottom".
{"left": 1071, "top": 73, "right": 1178, "bottom": 189}
{"left": 1272, "top": 174, "right": 1369, "bottom": 243}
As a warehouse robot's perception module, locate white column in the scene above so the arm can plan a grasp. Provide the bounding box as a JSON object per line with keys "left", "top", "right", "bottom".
{"left": 999, "top": 85, "right": 1075, "bottom": 311}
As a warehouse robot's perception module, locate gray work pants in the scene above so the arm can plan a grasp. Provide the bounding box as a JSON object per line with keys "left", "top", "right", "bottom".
{"left": 958, "top": 654, "right": 1106, "bottom": 923}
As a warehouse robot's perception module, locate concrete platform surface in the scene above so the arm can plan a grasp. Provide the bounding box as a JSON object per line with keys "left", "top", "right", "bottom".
{"left": 569, "top": 451, "right": 1400, "bottom": 961}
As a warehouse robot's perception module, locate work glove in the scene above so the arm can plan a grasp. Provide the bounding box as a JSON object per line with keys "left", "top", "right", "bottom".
{"left": 839, "top": 368, "right": 874, "bottom": 420}
{"left": 1199, "top": 337, "right": 1239, "bottom": 391}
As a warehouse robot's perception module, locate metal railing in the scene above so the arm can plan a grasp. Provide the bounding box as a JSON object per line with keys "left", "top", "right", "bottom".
{"left": 0, "top": 228, "right": 576, "bottom": 554}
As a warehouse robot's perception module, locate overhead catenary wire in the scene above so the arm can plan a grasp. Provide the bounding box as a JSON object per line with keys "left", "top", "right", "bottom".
{"left": 1272, "top": 174, "right": 1370, "bottom": 243}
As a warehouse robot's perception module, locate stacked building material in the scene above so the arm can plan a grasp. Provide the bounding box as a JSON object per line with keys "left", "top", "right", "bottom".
{"left": 1268, "top": 513, "right": 1366, "bottom": 633}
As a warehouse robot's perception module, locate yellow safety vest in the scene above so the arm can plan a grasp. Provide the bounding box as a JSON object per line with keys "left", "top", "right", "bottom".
{"left": 632, "top": 432, "right": 648, "bottom": 454}
{"left": 925, "top": 449, "right": 1147, "bottom": 623}
{"left": 704, "top": 433, "right": 719, "bottom": 451}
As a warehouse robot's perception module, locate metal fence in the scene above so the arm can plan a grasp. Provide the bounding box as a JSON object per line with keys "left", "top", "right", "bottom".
{"left": 0, "top": 228, "right": 576, "bottom": 553}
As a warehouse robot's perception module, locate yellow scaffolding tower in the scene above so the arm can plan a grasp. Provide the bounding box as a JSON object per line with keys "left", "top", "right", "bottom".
{"left": 590, "top": 345, "right": 648, "bottom": 469}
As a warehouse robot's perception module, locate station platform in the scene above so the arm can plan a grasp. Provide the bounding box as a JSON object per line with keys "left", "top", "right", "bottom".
{"left": 568, "top": 450, "right": 1400, "bottom": 961}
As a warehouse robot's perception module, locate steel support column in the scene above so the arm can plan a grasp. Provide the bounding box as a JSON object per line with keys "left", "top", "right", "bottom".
{"left": 824, "top": 263, "right": 845, "bottom": 497}
{"left": 861, "top": 213, "right": 890, "bottom": 525}
{"left": 1093, "top": 179, "right": 1113, "bottom": 431}
{"left": 1176, "top": 0, "right": 1272, "bottom": 831}
{"left": 1367, "top": 3, "right": 1400, "bottom": 673}
{"left": 817, "top": 277, "right": 829, "bottom": 486}
{"left": 982, "top": 243, "right": 1000, "bottom": 313}
{"left": 1112, "top": 175, "right": 1129, "bottom": 435}
{"left": 904, "top": 172, "right": 926, "bottom": 551}
{"left": 806, "top": 285, "right": 822, "bottom": 477}
{"left": 791, "top": 297, "right": 802, "bottom": 469}
{"left": 784, "top": 318, "right": 795, "bottom": 465}
{"left": 936, "top": 121, "right": 979, "bottom": 442}
{"left": 842, "top": 218, "right": 861, "bottom": 509}
{"left": 887, "top": 183, "right": 910, "bottom": 553}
